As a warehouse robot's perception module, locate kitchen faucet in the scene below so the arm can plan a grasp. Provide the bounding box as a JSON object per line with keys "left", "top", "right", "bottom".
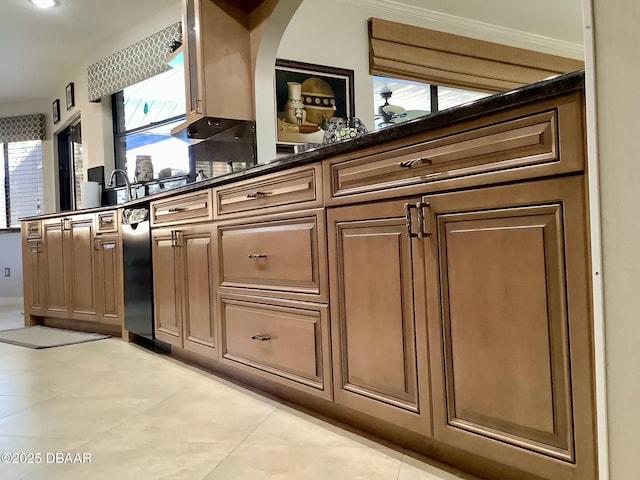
{"left": 107, "top": 169, "right": 133, "bottom": 202}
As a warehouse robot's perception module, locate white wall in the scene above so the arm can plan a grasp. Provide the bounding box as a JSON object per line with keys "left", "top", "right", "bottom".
{"left": 0, "top": 233, "right": 22, "bottom": 299}
{"left": 590, "top": 0, "right": 640, "bottom": 477}
{"left": 254, "top": 0, "right": 584, "bottom": 163}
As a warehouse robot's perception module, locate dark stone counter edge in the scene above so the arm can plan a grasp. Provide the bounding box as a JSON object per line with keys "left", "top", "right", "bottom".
{"left": 23, "top": 70, "right": 584, "bottom": 222}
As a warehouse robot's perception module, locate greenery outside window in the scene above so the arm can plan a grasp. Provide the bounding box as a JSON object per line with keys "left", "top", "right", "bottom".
{"left": 112, "top": 68, "right": 189, "bottom": 184}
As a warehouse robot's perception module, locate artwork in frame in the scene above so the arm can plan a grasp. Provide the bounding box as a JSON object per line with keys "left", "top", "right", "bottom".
{"left": 66, "top": 82, "right": 75, "bottom": 110}
{"left": 275, "top": 59, "right": 355, "bottom": 147}
{"left": 52, "top": 99, "right": 60, "bottom": 124}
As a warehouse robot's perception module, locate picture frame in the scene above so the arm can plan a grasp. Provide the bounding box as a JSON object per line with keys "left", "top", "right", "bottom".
{"left": 275, "top": 59, "right": 355, "bottom": 146}
{"left": 65, "top": 82, "right": 75, "bottom": 110}
{"left": 52, "top": 99, "right": 60, "bottom": 124}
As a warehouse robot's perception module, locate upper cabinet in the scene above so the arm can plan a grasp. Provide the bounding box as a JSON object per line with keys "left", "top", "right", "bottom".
{"left": 172, "top": 0, "right": 279, "bottom": 140}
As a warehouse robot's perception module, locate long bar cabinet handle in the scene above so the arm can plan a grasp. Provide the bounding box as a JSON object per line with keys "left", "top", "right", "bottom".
{"left": 405, "top": 202, "right": 432, "bottom": 238}
{"left": 247, "top": 253, "right": 268, "bottom": 259}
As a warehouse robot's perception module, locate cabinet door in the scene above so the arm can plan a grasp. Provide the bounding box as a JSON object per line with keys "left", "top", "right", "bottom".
{"left": 68, "top": 215, "right": 98, "bottom": 321}
{"left": 152, "top": 228, "right": 182, "bottom": 346}
{"left": 24, "top": 238, "right": 45, "bottom": 316}
{"left": 424, "top": 177, "right": 595, "bottom": 480}
{"left": 95, "top": 233, "right": 122, "bottom": 326}
{"left": 178, "top": 224, "right": 216, "bottom": 356}
{"left": 327, "top": 199, "right": 431, "bottom": 435}
{"left": 43, "top": 219, "right": 69, "bottom": 316}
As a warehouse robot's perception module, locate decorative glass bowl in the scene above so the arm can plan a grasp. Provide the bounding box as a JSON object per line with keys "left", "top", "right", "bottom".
{"left": 322, "top": 117, "right": 368, "bottom": 144}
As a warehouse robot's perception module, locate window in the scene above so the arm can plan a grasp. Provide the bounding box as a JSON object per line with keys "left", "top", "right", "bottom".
{"left": 112, "top": 68, "right": 189, "bottom": 184}
{"left": 0, "top": 140, "right": 43, "bottom": 228}
{"left": 373, "top": 76, "right": 491, "bottom": 129}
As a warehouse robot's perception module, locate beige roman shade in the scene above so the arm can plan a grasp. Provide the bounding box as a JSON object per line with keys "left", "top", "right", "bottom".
{"left": 368, "top": 18, "right": 584, "bottom": 93}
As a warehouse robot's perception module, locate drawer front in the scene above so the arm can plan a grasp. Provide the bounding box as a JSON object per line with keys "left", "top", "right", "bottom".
{"left": 96, "top": 211, "right": 118, "bottom": 233}
{"left": 150, "top": 190, "right": 213, "bottom": 226}
{"left": 219, "top": 214, "right": 324, "bottom": 297}
{"left": 220, "top": 296, "right": 327, "bottom": 391}
{"left": 215, "top": 164, "right": 321, "bottom": 217}
{"left": 330, "top": 111, "right": 558, "bottom": 198}
{"left": 25, "top": 220, "right": 41, "bottom": 239}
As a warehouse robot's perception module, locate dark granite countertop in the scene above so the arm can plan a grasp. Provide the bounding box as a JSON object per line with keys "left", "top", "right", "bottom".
{"left": 24, "top": 69, "right": 584, "bottom": 221}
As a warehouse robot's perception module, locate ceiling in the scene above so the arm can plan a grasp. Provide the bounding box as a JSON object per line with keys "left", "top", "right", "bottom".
{"left": 0, "top": 0, "right": 177, "bottom": 107}
{"left": 0, "top": 0, "right": 583, "bottom": 110}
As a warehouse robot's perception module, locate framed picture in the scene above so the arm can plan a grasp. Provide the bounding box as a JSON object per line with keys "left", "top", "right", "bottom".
{"left": 65, "top": 82, "right": 75, "bottom": 110}
{"left": 52, "top": 99, "right": 60, "bottom": 124}
{"left": 275, "top": 59, "right": 355, "bottom": 146}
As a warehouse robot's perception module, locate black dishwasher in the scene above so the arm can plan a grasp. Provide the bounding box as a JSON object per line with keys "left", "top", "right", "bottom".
{"left": 121, "top": 206, "right": 154, "bottom": 340}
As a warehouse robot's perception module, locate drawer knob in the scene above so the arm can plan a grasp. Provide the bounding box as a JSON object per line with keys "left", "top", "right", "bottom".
{"left": 251, "top": 334, "right": 271, "bottom": 341}
{"left": 399, "top": 157, "right": 432, "bottom": 168}
{"left": 248, "top": 253, "right": 268, "bottom": 259}
{"left": 246, "top": 191, "right": 268, "bottom": 199}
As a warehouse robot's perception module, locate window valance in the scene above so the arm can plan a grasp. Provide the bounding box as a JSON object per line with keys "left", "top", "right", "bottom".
{"left": 0, "top": 114, "right": 46, "bottom": 143}
{"left": 368, "top": 18, "right": 584, "bottom": 93}
{"left": 87, "top": 22, "right": 181, "bottom": 102}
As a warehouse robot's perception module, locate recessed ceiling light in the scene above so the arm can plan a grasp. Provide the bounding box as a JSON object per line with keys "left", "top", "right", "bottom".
{"left": 31, "top": 0, "right": 56, "bottom": 9}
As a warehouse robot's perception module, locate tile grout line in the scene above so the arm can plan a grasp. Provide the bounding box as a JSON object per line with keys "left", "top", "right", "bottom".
{"left": 196, "top": 406, "right": 281, "bottom": 480}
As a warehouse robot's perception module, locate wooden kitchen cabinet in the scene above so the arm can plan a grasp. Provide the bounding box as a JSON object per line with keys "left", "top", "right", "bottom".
{"left": 152, "top": 223, "right": 216, "bottom": 356}
{"left": 421, "top": 176, "right": 595, "bottom": 480}
{"left": 23, "top": 212, "right": 123, "bottom": 330}
{"left": 42, "top": 217, "right": 70, "bottom": 317}
{"left": 21, "top": 221, "right": 45, "bottom": 321}
{"left": 327, "top": 199, "right": 432, "bottom": 435}
{"left": 94, "top": 233, "right": 122, "bottom": 326}
{"left": 67, "top": 214, "right": 99, "bottom": 322}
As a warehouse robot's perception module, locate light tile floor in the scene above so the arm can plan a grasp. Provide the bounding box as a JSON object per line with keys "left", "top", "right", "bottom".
{"left": 0, "top": 303, "right": 479, "bottom": 480}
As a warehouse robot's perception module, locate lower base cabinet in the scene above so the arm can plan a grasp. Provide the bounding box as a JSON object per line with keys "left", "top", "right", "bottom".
{"left": 218, "top": 294, "right": 332, "bottom": 399}
{"left": 152, "top": 224, "right": 216, "bottom": 356}
{"left": 422, "top": 176, "right": 596, "bottom": 480}
{"left": 327, "top": 199, "right": 432, "bottom": 436}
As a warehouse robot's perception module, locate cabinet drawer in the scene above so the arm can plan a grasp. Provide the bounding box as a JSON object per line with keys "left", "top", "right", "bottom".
{"left": 25, "top": 220, "right": 41, "bottom": 239}
{"left": 218, "top": 213, "right": 325, "bottom": 298}
{"left": 96, "top": 211, "right": 118, "bottom": 233}
{"left": 215, "top": 164, "right": 321, "bottom": 218}
{"left": 330, "top": 111, "right": 558, "bottom": 198}
{"left": 219, "top": 295, "right": 330, "bottom": 395}
{"left": 150, "top": 190, "right": 213, "bottom": 226}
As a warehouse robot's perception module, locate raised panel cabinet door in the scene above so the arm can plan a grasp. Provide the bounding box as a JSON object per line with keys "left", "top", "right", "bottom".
{"left": 95, "top": 234, "right": 122, "bottom": 326}
{"left": 42, "top": 219, "right": 69, "bottom": 316}
{"left": 179, "top": 225, "right": 216, "bottom": 356}
{"left": 152, "top": 229, "right": 182, "bottom": 346}
{"left": 68, "top": 215, "right": 99, "bottom": 321}
{"left": 424, "top": 176, "right": 596, "bottom": 480}
{"left": 327, "top": 199, "right": 431, "bottom": 435}
{"left": 25, "top": 238, "right": 45, "bottom": 315}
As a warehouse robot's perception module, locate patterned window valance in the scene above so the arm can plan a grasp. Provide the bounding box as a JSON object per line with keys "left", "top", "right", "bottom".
{"left": 368, "top": 18, "right": 584, "bottom": 93}
{"left": 0, "top": 114, "right": 46, "bottom": 143}
{"left": 87, "top": 22, "right": 181, "bottom": 102}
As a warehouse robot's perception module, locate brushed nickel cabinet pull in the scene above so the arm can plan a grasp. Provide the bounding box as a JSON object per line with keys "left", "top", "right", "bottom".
{"left": 246, "top": 191, "right": 267, "bottom": 199}
{"left": 247, "top": 253, "right": 268, "bottom": 259}
{"left": 251, "top": 334, "right": 271, "bottom": 341}
{"left": 399, "top": 157, "right": 432, "bottom": 168}
{"left": 168, "top": 206, "right": 186, "bottom": 212}
{"left": 405, "top": 202, "right": 431, "bottom": 238}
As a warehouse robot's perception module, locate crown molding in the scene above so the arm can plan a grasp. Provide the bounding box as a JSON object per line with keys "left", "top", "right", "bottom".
{"left": 335, "top": 0, "right": 584, "bottom": 60}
